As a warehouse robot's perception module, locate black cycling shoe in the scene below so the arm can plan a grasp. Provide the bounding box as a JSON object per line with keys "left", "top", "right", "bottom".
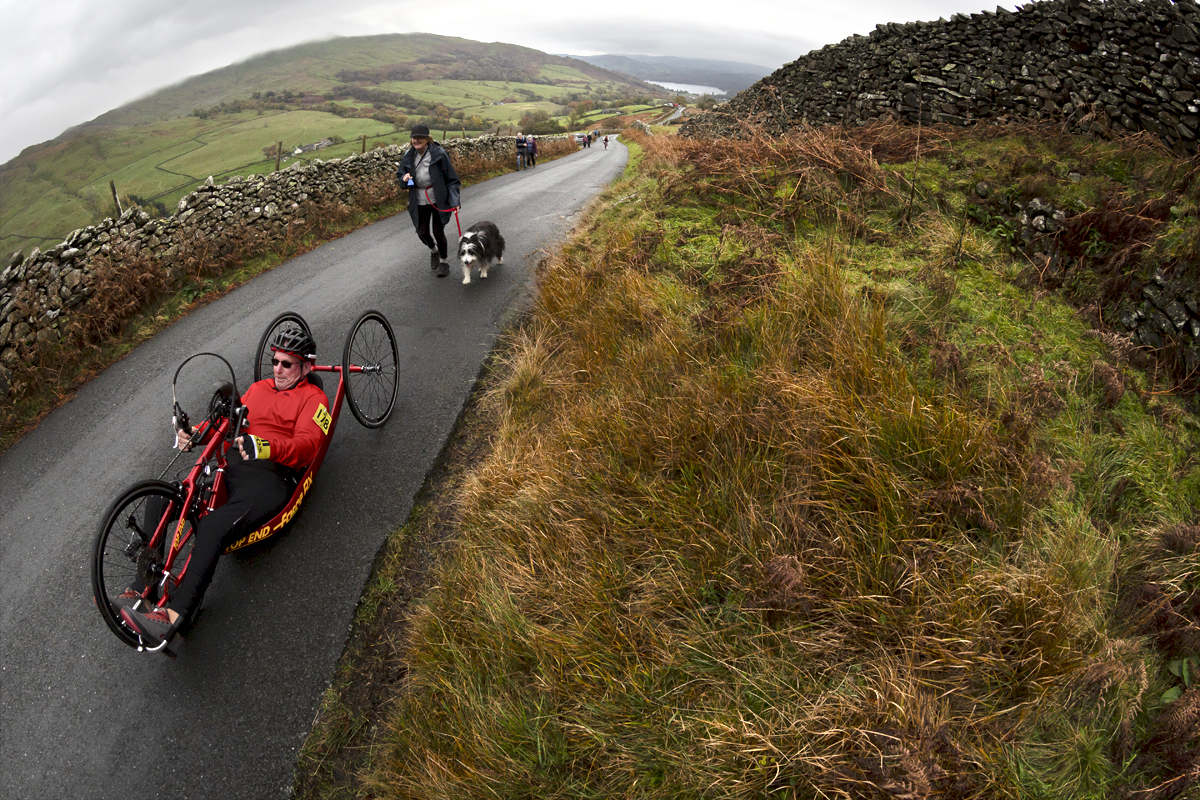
{"left": 121, "top": 607, "right": 173, "bottom": 645}
{"left": 429, "top": 250, "right": 440, "bottom": 270}
{"left": 437, "top": 260, "right": 450, "bottom": 277}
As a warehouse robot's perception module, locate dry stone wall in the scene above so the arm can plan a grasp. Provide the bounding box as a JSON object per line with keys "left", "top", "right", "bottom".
{"left": 680, "top": 0, "right": 1200, "bottom": 386}
{"left": 0, "top": 134, "right": 567, "bottom": 400}
{"left": 681, "top": 0, "right": 1200, "bottom": 147}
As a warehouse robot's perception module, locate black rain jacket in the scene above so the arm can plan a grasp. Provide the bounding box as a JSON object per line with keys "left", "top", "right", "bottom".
{"left": 397, "top": 141, "right": 461, "bottom": 227}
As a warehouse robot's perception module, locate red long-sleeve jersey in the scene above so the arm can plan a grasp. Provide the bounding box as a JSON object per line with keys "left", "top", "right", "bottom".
{"left": 239, "top": 378, "right": 331, "bottom": 470}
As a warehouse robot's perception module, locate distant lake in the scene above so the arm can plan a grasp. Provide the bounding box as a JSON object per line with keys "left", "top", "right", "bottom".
{"left": 648, "top": 81, "right": 726, "bottom": 96}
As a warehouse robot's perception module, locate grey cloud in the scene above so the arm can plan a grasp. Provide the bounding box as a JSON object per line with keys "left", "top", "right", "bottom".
{"left": 1, "top": 0, "right": 1018, "bottom": 164}
{"left": 2, "top": 0, "right": 339, "bottom": 161}
{"left": 528, "top": 20, "right": 812, "bottom": 71}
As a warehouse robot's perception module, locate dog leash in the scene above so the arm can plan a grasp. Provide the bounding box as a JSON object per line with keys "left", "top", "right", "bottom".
{"left": 423, "top": 188, "right": 462, "bottom": 238}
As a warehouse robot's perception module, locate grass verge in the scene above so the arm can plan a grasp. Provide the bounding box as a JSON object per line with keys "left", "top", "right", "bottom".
{"left": 297, "top": 122, "right": 1200, "bottom": 799}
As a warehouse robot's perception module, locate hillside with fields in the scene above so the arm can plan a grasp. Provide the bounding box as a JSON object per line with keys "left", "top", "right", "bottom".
{"left": 0, "top": 33, "right": 669, "bottom": 257}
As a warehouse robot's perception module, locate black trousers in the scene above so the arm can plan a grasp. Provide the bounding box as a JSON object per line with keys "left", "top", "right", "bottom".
{"left": 415, "top": 204, "right": 448, "bottom": 259}
{"left": 168, "top": 460, "right": 289, "bottom": 619}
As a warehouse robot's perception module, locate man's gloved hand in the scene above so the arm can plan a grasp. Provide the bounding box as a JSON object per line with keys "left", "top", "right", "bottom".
{"left": 239, "top": 434, "right": 271, "bottom": 460}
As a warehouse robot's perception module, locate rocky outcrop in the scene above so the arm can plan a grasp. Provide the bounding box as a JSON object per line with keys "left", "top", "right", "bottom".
{"left": 0, "top": 134, "right": 568, "bottom": 401}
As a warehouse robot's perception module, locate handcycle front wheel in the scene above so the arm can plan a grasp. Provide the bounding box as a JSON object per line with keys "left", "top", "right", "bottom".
{"left": 91, "top": 480, "right": 196, "bottom": 648}
{"left": 254, "top": 311, "right": 313, "bottom": 382}
{"left": 343, "top": 310, "right": 398, "bottom": 428}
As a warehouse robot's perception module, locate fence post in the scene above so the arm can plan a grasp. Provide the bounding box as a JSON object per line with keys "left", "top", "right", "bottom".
{"left": 275, "top": 141, "right": 282, "bottom": 172}
{"left": 361, "top": 134, "right": 366, "bottom": 154}
{"left": 109, "top": 181, "right": 122, "bottom": 216}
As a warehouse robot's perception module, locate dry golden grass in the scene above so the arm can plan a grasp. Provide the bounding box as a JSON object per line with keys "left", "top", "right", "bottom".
{"left": 299, "top": 123, "right": 1200, "bottom": 799}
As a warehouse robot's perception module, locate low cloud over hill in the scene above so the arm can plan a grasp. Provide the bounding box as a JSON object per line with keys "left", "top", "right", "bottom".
{"left": 566, "top": 54, "right": 770, "bottom": 95}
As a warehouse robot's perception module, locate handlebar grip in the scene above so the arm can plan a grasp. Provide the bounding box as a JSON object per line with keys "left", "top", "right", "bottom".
{"left": 230, "top": 404, "right": 248, "bottom": 440}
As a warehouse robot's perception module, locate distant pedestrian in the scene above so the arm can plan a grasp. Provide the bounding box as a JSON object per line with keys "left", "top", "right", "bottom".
{"left": 527, "top": 135, "right": 538, "bottom": 167}
{"left": 397, "top": 123, "right": 461, "bottom": 278}
{"left": 516, "top": 133, "right": 528, "bottom": 170}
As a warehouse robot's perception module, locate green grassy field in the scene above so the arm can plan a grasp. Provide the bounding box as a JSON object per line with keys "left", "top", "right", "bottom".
{"left": 0, "top": 33, "right": 666, "bottom": 257}
{"left": 3, "top": 103, "right": 586, "bottom": 252}
{"left": 0, "top": 110, "right": 404, "bottom": 248}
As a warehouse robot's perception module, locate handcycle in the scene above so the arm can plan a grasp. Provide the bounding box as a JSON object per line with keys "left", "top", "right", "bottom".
{"left": 90, "top": 309, "right": 398, "bottom": 655}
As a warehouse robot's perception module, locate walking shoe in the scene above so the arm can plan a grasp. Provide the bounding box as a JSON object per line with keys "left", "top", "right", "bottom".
{"left": 429, "top": 249, "right": 440, "bottom": 270}
{"left": 112, "top": 588, "right": 147, "bottom": 613}
{"left": 437, "top": 259, "right": 450, "bottom": 277}
{"left": 121, "top": 607, "right": 173, "bottom": 645}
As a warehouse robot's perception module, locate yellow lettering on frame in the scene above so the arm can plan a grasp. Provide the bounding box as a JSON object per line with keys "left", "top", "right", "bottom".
{"left": 274, "top": 477, "right": 311, "bottom": 530}
{"left": 171, "top": 518, "right": 187, "bottom": 551}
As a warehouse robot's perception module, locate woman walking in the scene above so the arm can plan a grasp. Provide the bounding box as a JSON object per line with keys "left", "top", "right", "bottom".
{"left": 397, "top": 124, "right": 461, "bottom": 277}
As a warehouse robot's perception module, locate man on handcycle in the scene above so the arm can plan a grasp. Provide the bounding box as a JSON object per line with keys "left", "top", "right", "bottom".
{"left": 119, "top": 327, "right": 331, "bottom": 645}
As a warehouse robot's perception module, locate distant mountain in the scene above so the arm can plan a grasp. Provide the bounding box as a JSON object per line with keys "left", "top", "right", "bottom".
{"left": 565, "top": 54, "right": 771, "bottom": 95}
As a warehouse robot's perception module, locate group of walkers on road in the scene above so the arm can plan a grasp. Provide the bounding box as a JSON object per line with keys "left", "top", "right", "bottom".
{"left": 515, "top": 133, "right": 538, "bottom": 170}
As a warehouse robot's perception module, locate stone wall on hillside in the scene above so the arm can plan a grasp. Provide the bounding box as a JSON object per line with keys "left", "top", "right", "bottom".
{"left": 680, "top": 0, "right": 1200, "bottom": 390}
{"left": 0, "top": 134, "right": 569, "bottom": 400}
{"left": 681, "top": 0, "right": 1200, "bottom": 148}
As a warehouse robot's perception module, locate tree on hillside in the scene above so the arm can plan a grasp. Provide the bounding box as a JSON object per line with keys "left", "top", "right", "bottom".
{"left": 520, "top": 109, "right": 565, "bottom": 135}
{"left": 519, "top": 110, "right": 549, "bottom": 129}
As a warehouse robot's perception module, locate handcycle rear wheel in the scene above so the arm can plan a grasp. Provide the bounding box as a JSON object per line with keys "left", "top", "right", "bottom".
{"left": 254, "top": 311, "right": 313, "bottom": 382}
{"left": 343, "top": 310, "right": 398, "bottom": 428}
{"left": 91, "top": 480, "right": 196, "bottom": 648}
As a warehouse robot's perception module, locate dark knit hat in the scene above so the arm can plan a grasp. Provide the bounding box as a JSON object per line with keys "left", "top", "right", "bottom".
{"left": 410, "top": 124, "right": 431, "bottom": 138}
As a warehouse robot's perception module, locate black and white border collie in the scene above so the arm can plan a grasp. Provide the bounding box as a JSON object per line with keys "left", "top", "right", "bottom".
{"left": 456, "top": 221, "right": 505, "bottom": 285}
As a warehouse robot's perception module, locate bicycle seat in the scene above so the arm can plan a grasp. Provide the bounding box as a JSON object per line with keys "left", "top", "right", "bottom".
{"left": 307, "top": 373, "right": 324, "bottom": 391}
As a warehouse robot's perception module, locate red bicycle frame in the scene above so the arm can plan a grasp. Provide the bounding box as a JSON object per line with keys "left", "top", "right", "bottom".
{"left": 154, "top": 362, "right": 354, "bottom": 606}
{"left": 93, "top": 309, "right": 398, "bottom": 655}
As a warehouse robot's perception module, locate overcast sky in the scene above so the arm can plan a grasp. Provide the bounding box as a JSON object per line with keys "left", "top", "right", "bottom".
{"left": 0, "top": 0, "right": 1018, "bottom": 165}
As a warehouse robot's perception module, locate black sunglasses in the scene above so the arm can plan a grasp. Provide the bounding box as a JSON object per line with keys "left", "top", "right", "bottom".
{"left": 271, "top": 357, "right": 298, "bottom": 369}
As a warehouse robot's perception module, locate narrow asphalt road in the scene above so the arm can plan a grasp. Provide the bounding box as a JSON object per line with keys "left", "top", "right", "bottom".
{"left": 0, "top": 138, "right": 627, "bottom": 800}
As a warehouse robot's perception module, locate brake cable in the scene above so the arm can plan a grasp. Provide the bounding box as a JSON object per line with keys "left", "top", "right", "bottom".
{"left": 159, "top": 352, "right": 241, "bottom": 480}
